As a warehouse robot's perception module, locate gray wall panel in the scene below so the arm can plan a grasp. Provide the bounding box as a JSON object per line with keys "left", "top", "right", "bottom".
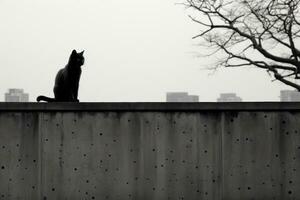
{"left": 0, "top": 103, "right": 299, "bottom": 200}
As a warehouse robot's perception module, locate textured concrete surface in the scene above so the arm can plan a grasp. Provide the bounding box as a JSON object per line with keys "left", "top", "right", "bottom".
{"left": 0, "top": 103, "right": 299, "bottom": 200}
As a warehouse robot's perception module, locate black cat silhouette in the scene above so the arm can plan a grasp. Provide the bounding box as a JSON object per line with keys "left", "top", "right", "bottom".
{"left": 37, "top": 50, "right": 85, "bottom": 102}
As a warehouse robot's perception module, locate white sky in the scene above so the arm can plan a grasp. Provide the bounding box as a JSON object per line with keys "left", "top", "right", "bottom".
{"left": 0, "top": 0, "right": 296, "bottom": 102}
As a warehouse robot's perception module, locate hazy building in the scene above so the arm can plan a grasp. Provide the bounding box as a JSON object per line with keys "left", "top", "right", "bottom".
{"left": 5, "top": 88, "right": 29, "bottom": 102}
{"left": 280, "top": 90, "right": 300, "bottom": 101}
{"left": 166, "top": 92, "right": 199, "bottom": 102}
{"left": 217, "top": 93, "right": 242, "bottom": 102}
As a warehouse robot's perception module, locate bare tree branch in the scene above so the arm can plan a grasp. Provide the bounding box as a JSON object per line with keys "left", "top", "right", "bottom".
{"left": 186, "top": 0, "right": 300, "bottom": 90}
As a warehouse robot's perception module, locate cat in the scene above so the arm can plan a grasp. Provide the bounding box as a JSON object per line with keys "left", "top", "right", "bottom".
{"left": 37, "top": 49, "right": 85, "bottom": 102}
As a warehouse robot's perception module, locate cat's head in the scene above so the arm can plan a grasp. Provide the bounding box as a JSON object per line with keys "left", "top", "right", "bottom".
{"left": 69, "top": 49, "right": 85, "bottom": 67}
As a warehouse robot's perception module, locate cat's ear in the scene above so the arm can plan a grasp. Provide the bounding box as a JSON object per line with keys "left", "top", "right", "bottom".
{"left": 71, "top": 49, "right": 77, "bottom": 55}
{"left": 79, "top": 50, "right": 84, "bottom": 56}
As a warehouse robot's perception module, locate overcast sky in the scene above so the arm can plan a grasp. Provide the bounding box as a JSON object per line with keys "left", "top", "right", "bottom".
{"left": 0, "top": 0, "right": 297, "bottom": 102}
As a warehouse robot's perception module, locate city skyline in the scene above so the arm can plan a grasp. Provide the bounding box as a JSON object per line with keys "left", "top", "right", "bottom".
{"left": 3, "top": 87, "right": 300, "bottom": 102}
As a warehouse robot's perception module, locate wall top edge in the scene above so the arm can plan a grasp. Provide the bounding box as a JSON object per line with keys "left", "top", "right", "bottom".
{"left": 0, "top": 102, "right": 299, "bottom": 111}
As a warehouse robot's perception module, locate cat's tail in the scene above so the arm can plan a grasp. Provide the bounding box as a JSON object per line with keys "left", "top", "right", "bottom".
{"left": 36, "top": 95, "right": 56, "bottom": 102}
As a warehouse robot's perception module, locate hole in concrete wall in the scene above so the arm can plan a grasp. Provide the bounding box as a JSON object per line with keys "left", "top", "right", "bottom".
{"left": 52, "top": 188, "right": 55, "bottom": 191}
{"left": 288, "top": 191, "right": 292, "bottom": 195}
{"left": 2, "top": 146, "right": 5, "bottom": 149}
{"left": 99, "top": 133, "right": 103, "bottom": 136}
{"left": 286, "top": 131, "right": 289, "bottom": 135}
{"left": 1, "top": 166, "right": 4, "bottom": 170}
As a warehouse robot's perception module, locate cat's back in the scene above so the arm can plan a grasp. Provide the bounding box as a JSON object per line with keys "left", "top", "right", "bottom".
{"left": 54, "top": 68, "right": 66, "bottom": 87}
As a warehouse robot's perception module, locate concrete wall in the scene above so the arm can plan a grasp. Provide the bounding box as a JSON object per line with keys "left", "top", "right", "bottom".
{"left": 0, "top": 103, "right": 299, "bottom": 200}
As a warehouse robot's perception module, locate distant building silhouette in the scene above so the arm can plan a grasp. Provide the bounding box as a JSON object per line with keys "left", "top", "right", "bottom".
{"left": 5, "top": 88, "right": 29, "bottom": 102}
{"left": 166, "top": 92, "right": 199, "bottom": 102}
{"left": 217, "top": 93, "right": 242, "bottom": 102}
{"left": 280, "top": 90, "right": 300, "bottom": 101}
